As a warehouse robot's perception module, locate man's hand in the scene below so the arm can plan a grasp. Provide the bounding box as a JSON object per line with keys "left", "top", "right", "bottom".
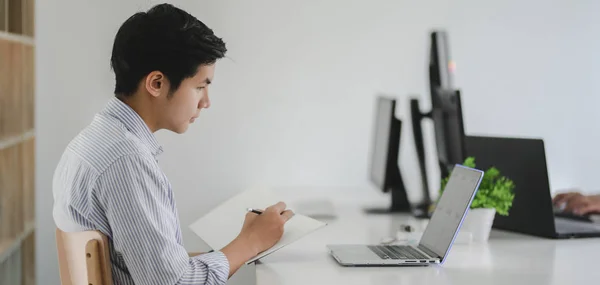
{"left": 553, "top": 192, "right": 600, "bottom": 215}
{"left": 239, "top": 202, "right": 294, "bottom": 254}
{"left": 220, "top": 201, "right": 294, "bottom": 277}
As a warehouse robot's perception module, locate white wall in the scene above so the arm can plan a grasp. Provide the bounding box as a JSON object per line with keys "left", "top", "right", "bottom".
{"left": 36, "top": 0, "right": 600, "bottom": 283}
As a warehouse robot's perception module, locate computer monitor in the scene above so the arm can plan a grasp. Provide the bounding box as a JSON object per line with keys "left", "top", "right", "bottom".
{"left": 431, "top": 88, "right": 466, "bottom": 177}
{"left": 410, "top": 30, "right": 465, "bottom": 210}
{"left": 428, "top": 30, "right": 454, "bottom": 94}
{"left": 428, "top": 30, "right": 464, "bottom": 176}
{"left": 366, "top": 96, "right": 411, "bottom": 213}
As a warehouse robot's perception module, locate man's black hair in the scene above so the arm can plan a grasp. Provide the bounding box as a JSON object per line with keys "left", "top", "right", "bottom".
{"left": 111, "top": 3, "right": 227, "bottom": 96}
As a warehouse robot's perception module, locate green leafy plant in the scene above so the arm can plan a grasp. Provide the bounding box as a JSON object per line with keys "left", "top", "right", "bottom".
{"left": 440, "top": 157, "right": 515, "bottom": 216}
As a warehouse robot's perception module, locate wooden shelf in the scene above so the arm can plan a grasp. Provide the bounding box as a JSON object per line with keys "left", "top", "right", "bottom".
{"left": 21, "top": 229, "right": 34, "bottom": 285}
{"left": 0, "top": 31, "right": 33, "bottom": 46}
{"left": 0, "top": 0, "right": 5, "bottom": 31}
{"left": 0, "top": 39, "right": 35, "bottom": 140}
{"left": 0, "top": 221, "right": 34, "bottom": 263}
{"left": 0, "top": 0, "right": 35, "bottom": 283}
{"left": 0, "top": 130, "right": 34, "bottom": 151}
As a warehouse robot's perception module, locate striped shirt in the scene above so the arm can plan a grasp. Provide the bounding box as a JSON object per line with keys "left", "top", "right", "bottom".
{"left": 52, "top": 97, "right": 230, "bottom": 285}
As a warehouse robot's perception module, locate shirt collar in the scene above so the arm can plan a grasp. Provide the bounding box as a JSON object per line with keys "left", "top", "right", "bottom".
{"left": 101, "top": 97, "right": 163, "bottom": 157}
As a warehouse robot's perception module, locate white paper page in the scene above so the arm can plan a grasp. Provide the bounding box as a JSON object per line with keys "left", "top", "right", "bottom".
{"left": 189, "top": 188, "right": 327, "bottom": 264}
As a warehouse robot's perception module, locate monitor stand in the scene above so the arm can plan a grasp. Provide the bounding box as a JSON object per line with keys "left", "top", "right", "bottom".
{"left": 409, "top": 98, "right": 434, "bottom": 217}
{"left": 364, "top": 166, "right": 429, "bottom": 218}
{"left": 364, "top": 190, "right": 430, "bottom": 218}
{"left": 364, "top": 186, "right": 411, "bottom": 214}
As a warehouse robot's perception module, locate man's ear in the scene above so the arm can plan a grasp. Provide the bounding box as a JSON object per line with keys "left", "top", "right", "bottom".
{"left": 145, "top": 71, "right": 168, "bottom": 98}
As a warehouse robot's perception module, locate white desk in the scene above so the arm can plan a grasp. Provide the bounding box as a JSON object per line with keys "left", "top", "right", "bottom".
{"left": 253, "top": 203, "right": 600, "bottom": 285}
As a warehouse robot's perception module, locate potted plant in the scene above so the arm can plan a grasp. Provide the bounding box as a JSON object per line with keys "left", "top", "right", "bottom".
{"left": 439, "top": 157, "right": 516, "bottom": 242}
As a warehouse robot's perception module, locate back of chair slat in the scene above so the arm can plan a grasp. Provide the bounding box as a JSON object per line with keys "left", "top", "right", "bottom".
{"left": 56, "top": 228, "right": 113, "bottom": 285}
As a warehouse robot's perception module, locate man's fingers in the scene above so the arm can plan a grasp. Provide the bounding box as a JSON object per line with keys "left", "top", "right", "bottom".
{"left": 564, "top": 198, "right": 589, "bottom": 213}
{"left": 280, "top": 210, "right": 295, "bottom": 222}
{"left": 267, "top": 201, "right": 287, "bottom": 213}
{"left": 553, "top": 192, "right": 579, "bottom": 205}
{"left": 552, "top": 193, "right": 569, "bottom": 204}
{"left": 563, "top": 195, "right": 589, "bottom": 212}
{"left": 557, "top": 193, "right": 583, "bottom": 209}
{"left": 574, "top": 204, "right": 600, "bottom": 215}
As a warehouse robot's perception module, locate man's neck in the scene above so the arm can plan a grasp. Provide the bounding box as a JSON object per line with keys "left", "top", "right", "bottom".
{"left": 117, "top": 94, "right": 160, "bottom": 133}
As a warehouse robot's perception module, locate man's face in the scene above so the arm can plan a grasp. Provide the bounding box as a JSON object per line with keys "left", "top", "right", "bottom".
{"left": 160, "top": 64, "right": 215, "bottom": 133}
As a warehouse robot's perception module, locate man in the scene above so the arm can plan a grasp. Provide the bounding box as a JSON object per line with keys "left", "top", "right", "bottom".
{"left": 553, "top": 192, "right": 600, "bottom": 215}
{"left": 52, "top": 3, "right": 292, "bottom": 285}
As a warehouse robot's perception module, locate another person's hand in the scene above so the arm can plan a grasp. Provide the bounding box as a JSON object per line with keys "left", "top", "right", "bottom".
{"left": 553, "top": 192, "right": 600, "bottom": 215}
{"left": 238, "top": 202, "right": 294, "bottom": 254}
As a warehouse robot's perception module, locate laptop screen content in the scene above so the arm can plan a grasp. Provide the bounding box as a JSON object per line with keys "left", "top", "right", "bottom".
{"left": 419, "top": 166, "right": 482, "bottom": 259}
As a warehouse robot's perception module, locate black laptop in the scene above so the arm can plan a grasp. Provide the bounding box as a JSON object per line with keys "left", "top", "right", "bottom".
{"left": 464, "top": 135, "right": 600, "bottom": 239}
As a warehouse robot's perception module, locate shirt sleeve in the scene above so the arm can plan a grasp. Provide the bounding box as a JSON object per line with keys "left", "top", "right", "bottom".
{"left": 98, "top": 154, "right": 229, "bottom": 285}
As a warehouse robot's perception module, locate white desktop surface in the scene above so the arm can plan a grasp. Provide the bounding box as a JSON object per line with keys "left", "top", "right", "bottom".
{"left": 253, "top": 202, "right": 600, "bottom": 285}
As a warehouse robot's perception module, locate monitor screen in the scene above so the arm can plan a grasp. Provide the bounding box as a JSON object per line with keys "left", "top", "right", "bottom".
{"left": 431, "top": 89, "right": 465, "bottom": 169}
{"left": 429, "top": 30, "right": 453, "bottom": 100}
{"left": 370, "top": 97, "right": 394, "bottom": 189}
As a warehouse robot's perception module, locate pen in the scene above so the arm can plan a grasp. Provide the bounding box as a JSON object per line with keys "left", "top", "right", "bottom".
{"left": 247, "top": 208, "right": 263, "bottom": 215}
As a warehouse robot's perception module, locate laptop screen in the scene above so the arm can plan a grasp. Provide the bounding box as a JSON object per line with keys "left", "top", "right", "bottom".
{"left": 419, "top": 165, "right": 483, "bottom": 260}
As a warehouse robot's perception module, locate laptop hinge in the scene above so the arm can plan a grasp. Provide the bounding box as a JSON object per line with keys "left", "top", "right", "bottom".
{"left": 417, "top": 244, "right": 441, "bottom": 259}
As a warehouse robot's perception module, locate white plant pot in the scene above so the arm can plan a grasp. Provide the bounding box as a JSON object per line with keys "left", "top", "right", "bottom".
{"left": 460, "top": 208, "right": 496, "bottom": 242}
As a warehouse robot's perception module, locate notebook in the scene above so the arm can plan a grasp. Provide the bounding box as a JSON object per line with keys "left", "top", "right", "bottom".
{"left": 189, "top": 188, "right": 327, "bottom": 264}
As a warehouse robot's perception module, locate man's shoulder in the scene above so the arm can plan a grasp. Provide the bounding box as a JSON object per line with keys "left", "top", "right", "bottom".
{"left": 64, "top": 114, "right": 154, "bottom": 174}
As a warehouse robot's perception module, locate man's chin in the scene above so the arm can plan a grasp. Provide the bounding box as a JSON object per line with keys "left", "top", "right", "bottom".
{"left": 167, "top": 123, "right": 190, "bottom": 134}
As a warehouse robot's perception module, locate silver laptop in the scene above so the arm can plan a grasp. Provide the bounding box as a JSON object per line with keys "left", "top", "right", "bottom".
{"left": 327, "top": 165, "right": 484, "bottom": 266}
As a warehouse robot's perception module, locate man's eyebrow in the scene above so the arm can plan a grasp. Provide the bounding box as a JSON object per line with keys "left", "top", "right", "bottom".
{"left": 204, "top": 78, "right": 212, "bottom": 84}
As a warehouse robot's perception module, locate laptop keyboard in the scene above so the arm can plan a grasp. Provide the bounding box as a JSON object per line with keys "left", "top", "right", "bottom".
{"left": 555, "top": 218, "right": 600, "bottom": 234}
{"left": 368, "top": 245, "right": 429, "bottom": 260}
{"left": 553, "top": 210, "right": 593, "bottom": 223}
